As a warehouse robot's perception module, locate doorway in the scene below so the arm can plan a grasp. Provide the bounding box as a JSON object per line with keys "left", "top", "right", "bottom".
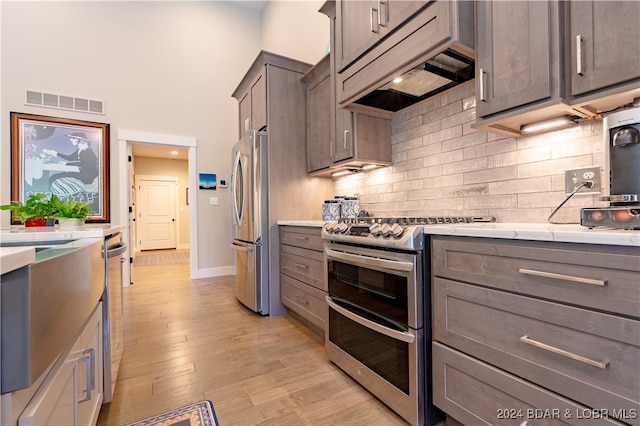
{"left": 117, "top": 130, "right": 198, "bottom": 285}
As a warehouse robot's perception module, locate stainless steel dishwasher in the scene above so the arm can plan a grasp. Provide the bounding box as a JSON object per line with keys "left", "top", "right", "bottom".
{"left": 102, "top": 232, "right": 126, "bottom": 403}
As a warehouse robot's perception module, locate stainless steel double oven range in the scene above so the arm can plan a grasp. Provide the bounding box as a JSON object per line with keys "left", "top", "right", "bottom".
{"left": 322, "top": 216, "right": 492, "bottom": 426}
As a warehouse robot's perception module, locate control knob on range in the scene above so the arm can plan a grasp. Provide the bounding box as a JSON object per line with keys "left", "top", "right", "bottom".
{"left": 324, "top": 222, "right": 337, "bottom": 233}
{"left": 380, "top": 223, "right": 391, "bottom": 237}
{"left": 369, "top": 223, "right": 381, "bottom": 236}
{"left": 390, "top": 223, "right": 404, "bottom": 237}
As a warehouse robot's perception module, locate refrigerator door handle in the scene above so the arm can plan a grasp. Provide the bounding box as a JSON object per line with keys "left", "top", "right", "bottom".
{"left": 231, "top": 242, "right": 254, "bottom": 252}
{"left": 231, "top": 150, "right": 243, "bottom": 226}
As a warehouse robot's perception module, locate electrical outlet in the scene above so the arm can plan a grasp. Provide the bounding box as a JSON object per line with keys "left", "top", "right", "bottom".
{"left": 564, "top": 166, "right": 601, "bottom": 195}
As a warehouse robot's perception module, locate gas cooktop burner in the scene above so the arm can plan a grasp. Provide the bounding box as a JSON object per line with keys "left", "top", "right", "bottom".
{"left": 322, "top": 216, "right": 496, "bottom": 250}
{"left": 581, "top": 207, "right": 640, "bottom": 230}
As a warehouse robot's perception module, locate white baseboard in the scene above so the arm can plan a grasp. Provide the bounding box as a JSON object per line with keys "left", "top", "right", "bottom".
{"left": 194, "top": 266, "right": 235, "bottom": 279}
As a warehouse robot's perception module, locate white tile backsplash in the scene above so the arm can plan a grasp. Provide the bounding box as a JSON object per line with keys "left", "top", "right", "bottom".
{"left": 334, "top": 83, "right": 606, "bottom": 223}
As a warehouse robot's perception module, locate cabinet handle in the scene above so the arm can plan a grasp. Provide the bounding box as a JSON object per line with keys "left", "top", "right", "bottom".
{"left": 478, "top": 68, "right": 486, "bottom": 102}
{"left": 343, "top": 129, "right": 350, "bottom": 150}
{"left": 78, "top": 348, "right": 95, "bottom": 403}
{"left": 576, "top": 35, "right": 583, "bottom": 76}
{"left": 520, "top": 335, "right": 609, "bottom": 369}
{"left": 370, "top": 7, "right": 379, "bottom": 33}
{"left": 330, "top": 139, "right": 334, "bottom": 158}
{"left": 244, "top": 117, "right": 252, "bottom": 133}
{"left": 518, "top": 268, "right": 607, "bottom": 286}
{"left": 294, "top": 263, "right": 309, "bottom": 269}
{"left": 378, "top": 1, "right": 388, "bottom": 27}
{"left": 296, "top": 236, "right": 309, "bottom": 241}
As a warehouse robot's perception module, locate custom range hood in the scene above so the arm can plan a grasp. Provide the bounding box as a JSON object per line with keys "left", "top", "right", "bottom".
{"left": 355, "top": 50, "right": 474, "bottom": 113}
{"left": 336, "top": 1, "right": 475, "bottom": 114}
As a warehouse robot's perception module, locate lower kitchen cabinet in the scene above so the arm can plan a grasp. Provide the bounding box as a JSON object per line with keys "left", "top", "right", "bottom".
{"left": 279, "top": 226, "right": 327, "bottom": 335}
{"left": 431, "top": 236, "right": 640, "bottom": 426}
{"left": 18, "top": 302, "right": 103, "bottom": 426}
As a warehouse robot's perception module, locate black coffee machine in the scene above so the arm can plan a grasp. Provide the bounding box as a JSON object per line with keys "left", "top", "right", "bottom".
{"left": 581, "top": 107, "right": 640, "bottom": 229}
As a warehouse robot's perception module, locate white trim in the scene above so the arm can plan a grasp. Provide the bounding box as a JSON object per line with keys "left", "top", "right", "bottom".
{"left": 118, "top": 130, "right": 200, "bottom": 282}
{"left": 195, "top": 266, "right": 236, "bottom": 279}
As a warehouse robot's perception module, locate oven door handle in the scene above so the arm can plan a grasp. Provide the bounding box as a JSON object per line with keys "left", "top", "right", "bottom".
{"left": 326, "top": 296, "right": 416, "bottom": 344}
{"left": 324, "top": 248, "right": 414, "bottom": 273}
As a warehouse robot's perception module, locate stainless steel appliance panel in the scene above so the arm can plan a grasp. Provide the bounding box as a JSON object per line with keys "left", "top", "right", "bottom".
{"left": 231, "top": 130, "right": 269, "bottom": 315}
{"left": 102, "top": 232, "right": 126, "bottom": 403}
{"left": 324, "top": 242, "right": 425, "bottom": 425}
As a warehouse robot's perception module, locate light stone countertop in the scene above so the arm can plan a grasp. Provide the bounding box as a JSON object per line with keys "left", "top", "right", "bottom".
{"left": 422, "top": 222, "right": 640, "bottom": 247}
{"left": 0, "top": 247, "right": 36, "bottom": 275}
{"left": 0, "top": 224, "right": 125, "bottom": 243}
{"left": 278, "top": 220, "right": 325, "bottom": 228}
{"left": 278, "top": 220, "right": 640, "bottom": 247}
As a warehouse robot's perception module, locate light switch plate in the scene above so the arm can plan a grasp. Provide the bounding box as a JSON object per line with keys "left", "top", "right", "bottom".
{"left": 565, "top": 166, "right": 600, "bottom": 195}
{"left": 210, "top": 197, "right": 219, "bottom": 205}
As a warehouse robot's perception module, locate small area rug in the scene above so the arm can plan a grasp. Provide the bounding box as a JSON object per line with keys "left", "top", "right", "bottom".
{"left": 125, "top": 400, "right": 219, "bottom": 426}
{"left": 134, "top": 249, "right": 190, "bottom": 267}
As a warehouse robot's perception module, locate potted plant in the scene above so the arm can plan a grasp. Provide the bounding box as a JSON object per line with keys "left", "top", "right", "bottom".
{"left": 49, "top": 194, "right": 94, "bottom": 227}
{"left": 0, "top": 193, "right": 57, "bottom": 226}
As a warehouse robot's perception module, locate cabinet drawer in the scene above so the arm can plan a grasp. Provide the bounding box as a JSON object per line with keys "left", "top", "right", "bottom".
{"left": 433, "top": 278, "right": 640, "bottom": 417}
{"left": 281, "top": 274, "right": 326, "bottom": 331}
{"left": 432, "top": 342, "right": 625, "bottom": 426}
{"left": 280, "top": 244, "right": 325, "bottom": 291}
{"left": 432, "top": 237, "right": 640, "bottom": 317}
{"left": 280, "top": 226, "right": 323, "bottom": 251}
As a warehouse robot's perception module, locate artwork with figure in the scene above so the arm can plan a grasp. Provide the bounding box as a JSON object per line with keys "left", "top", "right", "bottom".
{"left": 10, "top": 112, "right": 110, "bottom": 222}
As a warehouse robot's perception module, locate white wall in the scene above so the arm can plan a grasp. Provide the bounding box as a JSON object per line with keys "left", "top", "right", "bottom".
{"left": 261, "top": 0, "right": 329, "bottom": 65}
{"left": 1, "top": 1, "right": 327, "bottom": 274}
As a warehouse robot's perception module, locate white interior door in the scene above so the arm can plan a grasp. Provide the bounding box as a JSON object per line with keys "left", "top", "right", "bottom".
{"left": 136, "top": 176, "right": 178, "bottom": 251}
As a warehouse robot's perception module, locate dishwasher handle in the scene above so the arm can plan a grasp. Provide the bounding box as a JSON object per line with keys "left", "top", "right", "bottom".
{"left": 107, "top": 242, "right": 127, "bottom": 258}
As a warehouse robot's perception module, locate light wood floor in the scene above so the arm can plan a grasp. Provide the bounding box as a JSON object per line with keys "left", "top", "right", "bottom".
{"left": 96, "top": 262, "right": 405, "bottom": 426}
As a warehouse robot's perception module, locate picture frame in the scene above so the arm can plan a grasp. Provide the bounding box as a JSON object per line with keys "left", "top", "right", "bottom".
{"left": 10, "top": 112, "right": 110, "bottom": 223}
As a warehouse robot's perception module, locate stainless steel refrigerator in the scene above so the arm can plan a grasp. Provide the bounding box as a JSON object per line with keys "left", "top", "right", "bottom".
{"left": 231, "top": 130, "right": 269, "bottom": 315}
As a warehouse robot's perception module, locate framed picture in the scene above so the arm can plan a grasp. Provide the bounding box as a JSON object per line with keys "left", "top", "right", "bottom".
{"left": 199, "top": 173, "right": 216, "bottom": 190}
{"left": 10, "top": 112, "right": 110, "bottom": 223}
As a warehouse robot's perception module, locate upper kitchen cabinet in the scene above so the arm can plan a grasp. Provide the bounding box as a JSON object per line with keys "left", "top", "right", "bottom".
{"left": 474, "top": 0, "right": 640, "bottom": 137}
{"left": 334, "top": 0, "right": 475, "bottom": 113}
{"left": 232, "top": 52, "right": 309, "bottom": 138}
{"left": 475, "top": 1, "right": 563, "bottom": 120}
{"left": 302, "top": 54, "right": 333, "bottom": 173}
{"left": 336, "top": 1, "right": 429, "bottom": 72}
{"left": 237, "top": 73, "right": 267, "bottom": 137}
{"left": 567, "top": 1, "right": 640, "bottom": 100}
{"left": 316, "top": 1, "right": 392, "bottom": 177}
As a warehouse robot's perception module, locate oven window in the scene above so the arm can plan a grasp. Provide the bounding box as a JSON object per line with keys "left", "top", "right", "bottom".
{"left": 328, "top": 259, "right": 409, "bottom": 327}
{"left": 329, "top": 308, "right": 410, "bottom": 394}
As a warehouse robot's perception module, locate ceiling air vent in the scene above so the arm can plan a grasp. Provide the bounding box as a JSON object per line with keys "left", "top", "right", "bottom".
{"left": 24, "top": 89, "right": 105, "bottom": 115}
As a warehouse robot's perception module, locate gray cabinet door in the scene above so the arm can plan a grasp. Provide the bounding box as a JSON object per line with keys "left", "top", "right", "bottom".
{"left": 336, "top": 1, "right": 427, "bottom": 73}
{"left": 334, "top": 109, "right": 354, "bottom": 162}
{"left": 250, "top": 72, "right": 267, "bottom": 131}
{"left": 336, "top": 0, "right": 379, "bottom": 72}
{"left": 306, "top": 71, "right": 333, "bottom": 172}
{"left": 476, "top": 1, "right": 560, "bottom": 118}
{"left": 238, "top": 72, "right": 267, "bottom": 135}
{"left": 569, "top": 1, "right": 640, "bottom": 97}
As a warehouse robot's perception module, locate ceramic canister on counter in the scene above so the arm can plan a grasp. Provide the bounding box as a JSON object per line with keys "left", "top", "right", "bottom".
{"left": 340, "top": 197, "right": 360, "bottom": 218}
{"left": 322, "top": 199, "right": 341, "bottom": 221}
